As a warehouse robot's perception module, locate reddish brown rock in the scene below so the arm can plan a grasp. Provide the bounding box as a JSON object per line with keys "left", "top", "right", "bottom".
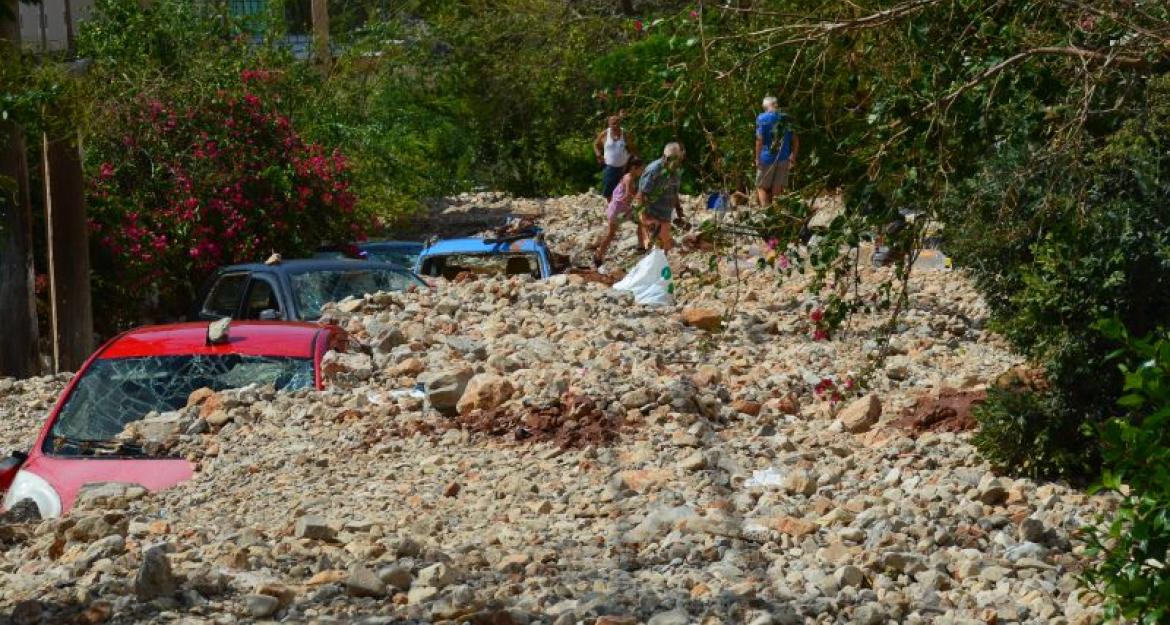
{"left": 681, "top": 307, "right": 722, "bottom": 331}
{"left": 731, "top": 399, "right": 762, "bottom": 416}
{"left": 769, "top": 516, "right": 819, "bottom": 537}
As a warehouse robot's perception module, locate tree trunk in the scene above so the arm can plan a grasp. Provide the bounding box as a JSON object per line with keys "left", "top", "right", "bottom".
{"left": 63, "top": 0, "right": 75, "bottom": 53}
{"left": 0, "top": 0, "right": 40, "bottom": 378}
{"left": 43, "top": 133, "right": 93, "bottom": 372}
{"left": 311, "top": 0, "right": 329, "bottom": 66}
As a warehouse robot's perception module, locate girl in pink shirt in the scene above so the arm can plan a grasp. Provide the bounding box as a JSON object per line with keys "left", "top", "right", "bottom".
{"left": 594, "top": 157, "right": 645, "bottom": 267}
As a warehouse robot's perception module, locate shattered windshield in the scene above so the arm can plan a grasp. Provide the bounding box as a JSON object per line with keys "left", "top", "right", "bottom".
{"left": 419, "top": 253, "right": 540, "bottom": 280}
{"left": 289, "top": 268, "right": 421, "bottom": 319}
{"left": 366, "top": 249, "right": 421, "bottom": 268}
{"left": 46, "top": 355, "right": 313, "bottom": 456}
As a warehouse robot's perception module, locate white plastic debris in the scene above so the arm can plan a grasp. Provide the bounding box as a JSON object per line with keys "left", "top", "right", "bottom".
{"left": 612, "top": 249, "right": 674, "bottom": 306}
{"left": 744, "top": 468, "right": 784, "bottom": 488}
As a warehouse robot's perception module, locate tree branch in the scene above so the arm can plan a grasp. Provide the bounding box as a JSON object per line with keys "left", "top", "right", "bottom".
{"left": 927, "top": 45, "right": 1156, "bottom": 113}
{"left": 708, "top": 0, "right": 944, "bottom": 44}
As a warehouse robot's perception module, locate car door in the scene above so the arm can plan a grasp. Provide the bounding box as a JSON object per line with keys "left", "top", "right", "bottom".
{"left": 241, "top": 274, "right": 285, "bottom": 320}
{"left": 198, "top": 272, "right": 250, "bottom": 320}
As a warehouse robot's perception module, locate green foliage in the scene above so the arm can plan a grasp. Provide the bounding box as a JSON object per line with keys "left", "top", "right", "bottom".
{"left": 972, "top": 388, "right": 1095, "bottom": 480}
{"left": 75, "top": 0, "right": 231, "bottom": 73}
{"left": 1084, "top": 321, "right": 1170, "bottom": 622}
{"left": 301, "top": 22, "right": 477, "bottom": 218}
{"left": 961, "top": 75, "right": 1170, "bottom": 478}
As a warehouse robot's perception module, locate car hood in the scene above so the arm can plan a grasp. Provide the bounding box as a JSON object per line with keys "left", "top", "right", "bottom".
{"left": 14, "top": 454, "right": 192, "bottom": 517}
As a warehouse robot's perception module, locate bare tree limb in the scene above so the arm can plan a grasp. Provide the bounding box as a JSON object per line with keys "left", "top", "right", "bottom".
{"left": 927, "top": 45, "right": 1156, "bottom": 113}
{"left": 708, "top": 0, "right": 945, "bottom": 44}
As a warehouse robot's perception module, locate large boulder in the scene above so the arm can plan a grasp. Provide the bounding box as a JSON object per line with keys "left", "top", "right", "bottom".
{"left": 681, "top": 307, "right": 722, "bottom": 331}
{"left": 456, "top": 374, "right": 515, "bottom": 415}
{"left": 421, "top": 368, "right": 475, "bottom": 415}
{"left": 135, "top": 545, "right": 177, "bottom": 600}
{"left": 321, "top": 351, "right": 373, "bottom": 382}
{"left": 370, "top": 327, "right": 406, "bottom": 356}
{"left": 838, "top": 394, "right": 882, "bottom": 433}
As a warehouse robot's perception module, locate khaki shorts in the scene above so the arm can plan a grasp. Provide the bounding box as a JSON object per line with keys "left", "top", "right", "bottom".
{"left": 756, "top": 161, "right": 790, "bottom": 192}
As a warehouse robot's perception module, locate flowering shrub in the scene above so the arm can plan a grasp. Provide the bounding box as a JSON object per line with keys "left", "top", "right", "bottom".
{"left": 87, "top": 70, "right": 366, "bottom": 326}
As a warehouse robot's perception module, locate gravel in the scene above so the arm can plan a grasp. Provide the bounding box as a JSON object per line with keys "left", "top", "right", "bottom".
{"left": 0, "top": 192, "right": 1111, "bottom": 624}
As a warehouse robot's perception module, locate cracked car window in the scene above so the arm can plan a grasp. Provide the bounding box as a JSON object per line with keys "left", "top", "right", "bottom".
{"left": 46, "top": 355, "right": 313, "bottom": 455}
{"left": 289, "top": 268, "right": 421, "bottom": 320}
{"left": 421, "top": 253, "right": 538, "bottom": 280}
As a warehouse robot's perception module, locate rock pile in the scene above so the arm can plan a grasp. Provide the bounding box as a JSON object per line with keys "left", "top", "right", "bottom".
{"left": 0, "top": 193, "right": 1113, "bottom": 624}
{"left": 0, "top": 374, "right": 69, "bottom": 456}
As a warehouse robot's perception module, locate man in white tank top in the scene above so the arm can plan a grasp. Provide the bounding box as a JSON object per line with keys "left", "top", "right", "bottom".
{"left": 594, "top": 115, "right": 637, "bottom": 200}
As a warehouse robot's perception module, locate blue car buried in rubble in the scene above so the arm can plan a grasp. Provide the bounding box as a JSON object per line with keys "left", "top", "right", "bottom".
{"left": 314, "top": 240, "right": 426, "bottom": 269}
{"left": 195, "top": 258, "right": 426, "bottom": 322}
{"left": 413, "top": 229, "right": 554, "bottom": 280}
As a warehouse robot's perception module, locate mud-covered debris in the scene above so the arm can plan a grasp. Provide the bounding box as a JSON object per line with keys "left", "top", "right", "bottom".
{"left": 894, "top": 388, "right": 987, "bottom": 434}
{"left": 455, "top": 392, "right": 625, "bottom": 448}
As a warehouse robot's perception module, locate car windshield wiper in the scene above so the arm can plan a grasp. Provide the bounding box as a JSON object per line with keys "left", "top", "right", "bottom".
{"left": 49, "top": 434, "right": 149, "bottom": 458}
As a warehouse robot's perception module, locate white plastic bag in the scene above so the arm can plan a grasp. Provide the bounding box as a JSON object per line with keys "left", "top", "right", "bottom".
{"left": 744, "top": 468, "right": 784, "bottom": 488}
{"left": 613, "top": 249, "right": 675, "bottom": 306}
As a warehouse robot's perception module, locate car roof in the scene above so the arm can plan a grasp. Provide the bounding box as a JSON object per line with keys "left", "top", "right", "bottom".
{"left": 217, "top": 258, "right": 418, "bottom": 273}
{"left": 100, "top": 321, "right": 326, "bottom": 359}
{"left": 360, "top": 240, "right": 423, "bottom": 249}
{"left": 420, "top": 237, "right": 544, "bottom": 256}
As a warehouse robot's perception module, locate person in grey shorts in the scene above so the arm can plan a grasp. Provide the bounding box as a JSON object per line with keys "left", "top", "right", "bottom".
{"left": 755, "top": 95, "right": 799, "bottom": 206}
{"left": 636, "top": 143, "right": 686, "bottom": 252}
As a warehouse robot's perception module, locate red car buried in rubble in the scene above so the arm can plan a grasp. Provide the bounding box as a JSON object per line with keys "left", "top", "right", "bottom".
{"left": 0, "top": 321, "right": 346, "bottom": 518}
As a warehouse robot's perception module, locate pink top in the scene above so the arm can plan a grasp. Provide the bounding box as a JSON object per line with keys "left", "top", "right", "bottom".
{"left": 607, "top": 173, "right": 635, "bottom": 220}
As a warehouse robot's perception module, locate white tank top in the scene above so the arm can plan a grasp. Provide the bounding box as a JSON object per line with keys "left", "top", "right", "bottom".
{"left": 603, "top": 128, "right": 629, "bottom": 167}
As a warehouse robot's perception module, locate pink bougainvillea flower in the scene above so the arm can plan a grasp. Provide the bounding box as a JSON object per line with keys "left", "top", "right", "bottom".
{"left": 777, "top": 254, "right": 790, "bottom": 270}
{"left": 690, "top": 9, "right": 699, "bottom": 19}
{"left": 87, "top": 74, "right": 360, "bottom": 324}
{"left": 813, "top": 329, "right": 829, "bottom": 341}
{"left": 634, "top": 19, "right": 643, "bottom": 32}
{"left": 814, "top": 378, "right": 835, "bottom": 396}
{"left": 810, "top": 308, "right": 824, "bottom": 323}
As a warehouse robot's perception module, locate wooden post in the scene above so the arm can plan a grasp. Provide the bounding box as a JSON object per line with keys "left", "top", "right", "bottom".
{"left": 0, "top": 0, "right": 40, "bottom": 378}
{"left": 63, "top": 0, "right": 75, "bottom": 53}
{"left": 311, "top": 0, "right": 329, "bottom": 65}
{"left": 42, "top": 133, "right": 93, "bottom": 372}
{"left": 37, "top": 0, "right": 48, "bottom": 51}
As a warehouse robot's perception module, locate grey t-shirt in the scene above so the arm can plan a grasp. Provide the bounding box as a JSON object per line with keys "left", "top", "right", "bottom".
{"left": 638, "top": 158, "right": 680, "bottom": 221}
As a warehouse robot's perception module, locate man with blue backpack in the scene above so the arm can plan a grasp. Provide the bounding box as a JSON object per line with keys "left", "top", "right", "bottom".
{"left": 755, "top": 95, "right": 800, "bottom": 207}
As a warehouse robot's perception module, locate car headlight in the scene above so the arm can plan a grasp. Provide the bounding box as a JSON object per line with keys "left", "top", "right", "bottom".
{"left": 2, "top": 471, "right": 62, "bottom": 518}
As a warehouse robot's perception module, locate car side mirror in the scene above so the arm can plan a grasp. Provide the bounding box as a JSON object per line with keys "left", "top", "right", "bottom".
{"left": 259, "top": 309, "right": 282, "bottom": 321}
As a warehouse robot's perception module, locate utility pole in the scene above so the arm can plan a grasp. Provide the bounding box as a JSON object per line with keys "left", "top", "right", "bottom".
{"left": 0, "top": 0, "right": 41, "bottom": 378}
{"left": 42, "top": 132, "right": 93, "bottom": 372}
{"left": 63, "top": 0, "right": 75, "bottom": 53}
{"left": 311, "top": 0, "right": 329, "bottom": 66}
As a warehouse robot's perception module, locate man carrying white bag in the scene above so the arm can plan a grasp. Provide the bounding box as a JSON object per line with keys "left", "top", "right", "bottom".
{"left": 612, "top": 141, "right": 687, "bottom": 306}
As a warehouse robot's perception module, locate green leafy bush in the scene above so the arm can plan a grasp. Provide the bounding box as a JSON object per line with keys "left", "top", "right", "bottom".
{"left": 961, "top": 76, "right": 1170, "bottom": 479}
{"left": 1084, "top": 321, "right": 1170, "bottom": 622}
{"left": 972, "top": 388, "right": 1095, "bottom": 480}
